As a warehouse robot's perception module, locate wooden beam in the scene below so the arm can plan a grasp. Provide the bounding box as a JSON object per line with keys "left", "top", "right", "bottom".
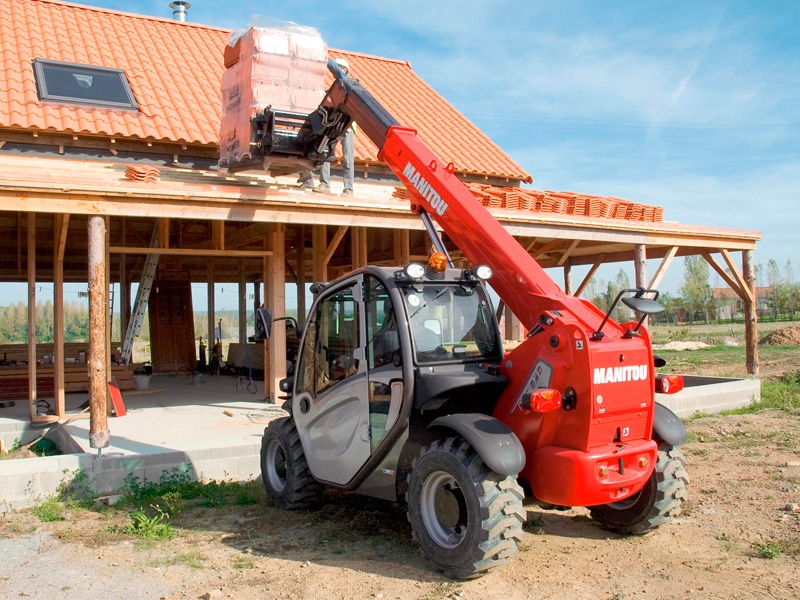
{"left": 634, "top": 244, "right": 647, "bottom": 289}
{"left": 531, "top": 239, "right": 562, "bottom": 261}
{"left": 574, "top": 254, "right": 607, "bottom": 298}
{"left": 701, "top": 251, "right": 746, "bottom": 300}
{"left": 312, "top": 225, "right": 327, "bottom": 283}
{"left": 296, "top": 225, "right": 306, "bottom": 327}
{"left": 53, "top": 214, "right": 68, "bottom": 416}
{"left": 721, "top": 249, "right": 754, "bottom": 304}
{"left": 324, "top": 226, "right": 349, "bottom": 268}
{"left": 563, "top": 263, "right": 572, "bottom": 295}
{"left": 158, "top": 218, "right": 170, "bottom": 248}
{"left": 648, "top": 246, "right": 678, "bottom": 290}
{"left": 87, "top": 216, "right": 109, "bottom": 450}
{"left": 268, "top": 224, "right": 287, "bottom": 403}
{"left": 27, "top": 213, "right": 37, "bottom": 421}
{"left": 393, "top": 229, "right": 410, "bottom": 265}
{"left": 238, "top": 260, "right": 247, "bottom": 344}
{"left": 109, "top": 246, "right": 272, "bottom": 258}
{"left": 743, "top": 250, "right": 759, "bottom": 375}
{"left": 557, "top": 239, "right": 581, "bottom": 266}
{"left": 212, "top": 220, "right": 225, "bottom": 250}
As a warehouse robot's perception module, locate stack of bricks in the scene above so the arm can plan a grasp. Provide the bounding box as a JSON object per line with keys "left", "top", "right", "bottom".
{"left": 219, "top": 24, "right": 328, "bottom": 167}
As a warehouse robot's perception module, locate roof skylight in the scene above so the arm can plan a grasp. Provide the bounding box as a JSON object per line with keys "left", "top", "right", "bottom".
{"left": 33, "top": 59, "right": 138, "bottom": 111}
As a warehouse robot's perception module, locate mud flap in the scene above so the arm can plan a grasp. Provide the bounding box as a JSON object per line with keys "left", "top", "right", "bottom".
{"left": 428, "top": 413, "right": 525, "bottom": 476}
{"left": 653, "top": 402, "right": 686, "bottom": 446}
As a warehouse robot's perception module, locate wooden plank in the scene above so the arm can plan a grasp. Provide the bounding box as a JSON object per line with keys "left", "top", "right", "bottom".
{"left": 27, "top": 213, "right": 36, "bottom": 420}
{"left": 574, "top": 254, "right": 606, "bottom": 298}
{"left": 648, "top": 246, "right": 678, "bottom": 290}
{"left": 324, "top": 226, "right": 349, "bottom": 267}
{"left": 702, "top": 251, "right": 745, "bottom": 300}
{"left": 721, "top": 249, "right": 754, "bottom": 304}
{"left": 557, "top": 239, "right": 581, "bottom": 266}
{"left": 108, "top": 246, "right": 272, "bottom": 258}
{"left": 268, "top": 224, "right": 286, "bottom": 403}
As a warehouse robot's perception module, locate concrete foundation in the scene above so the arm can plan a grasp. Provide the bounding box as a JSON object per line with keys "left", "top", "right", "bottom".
{"left": 0, "top": 373, "right": 761, "bottom": 510}
{"left": 658, "top": 375, "right": 761, "bottom": 418}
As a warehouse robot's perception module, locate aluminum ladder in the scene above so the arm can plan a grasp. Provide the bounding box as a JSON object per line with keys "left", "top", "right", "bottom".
{"left": 121, "top": 226, "right": 159, "bottom": 364}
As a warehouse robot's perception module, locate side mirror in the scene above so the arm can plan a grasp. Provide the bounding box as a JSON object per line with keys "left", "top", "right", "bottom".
{"left": 251, "top": 307, "right": 273, "bottom": 341}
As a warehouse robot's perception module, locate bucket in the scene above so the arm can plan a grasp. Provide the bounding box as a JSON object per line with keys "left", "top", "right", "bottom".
{"left": 133, "top": 374, "right": 151, "bottom": 390}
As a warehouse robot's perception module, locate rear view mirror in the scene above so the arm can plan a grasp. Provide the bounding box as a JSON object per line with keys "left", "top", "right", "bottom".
{"left": 252, "top": 307, "right": 273, "bottom": 341}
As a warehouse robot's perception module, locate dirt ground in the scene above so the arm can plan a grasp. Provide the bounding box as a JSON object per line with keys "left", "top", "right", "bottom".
{"left": 0, "top": 408, "right": 798, "bottom": 600}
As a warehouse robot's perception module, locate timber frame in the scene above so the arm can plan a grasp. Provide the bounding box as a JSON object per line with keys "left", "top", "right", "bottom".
{"left": 0, "top": 152, "right": 761, "bottom": 427}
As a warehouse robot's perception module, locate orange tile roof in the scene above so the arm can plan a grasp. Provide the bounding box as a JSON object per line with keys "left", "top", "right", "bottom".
{"left": 0, "top": 0, "right": 532, "bottom": 182}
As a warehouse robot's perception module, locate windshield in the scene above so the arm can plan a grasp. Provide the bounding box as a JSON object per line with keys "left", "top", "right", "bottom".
{"left": 401, "top": 284, "right": 501, "bottom": 364}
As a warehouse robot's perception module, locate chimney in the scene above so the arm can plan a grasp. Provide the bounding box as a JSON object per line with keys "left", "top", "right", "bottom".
{"left": 169, "top": 1, "right": 191, "bottom": 22}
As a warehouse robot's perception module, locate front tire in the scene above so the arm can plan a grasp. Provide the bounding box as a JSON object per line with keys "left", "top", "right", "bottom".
{"left": 590, "top": 443, "right": 688, "bottom": 535}
{"left": 260, "top": 417, "right": 322, "bottom": 510}
{"left": 406, "top": 437, "right": 525, "bottom": 580}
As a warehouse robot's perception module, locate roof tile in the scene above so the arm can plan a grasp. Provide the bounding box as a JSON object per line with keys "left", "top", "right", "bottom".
{"left": 1, "top": 0, "right": 531, "bottom": 182}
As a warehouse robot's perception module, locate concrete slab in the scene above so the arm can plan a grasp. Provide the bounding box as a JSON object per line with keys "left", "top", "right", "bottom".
{"left": 0, "top": 373, "right": 286, "bottom": 510}
{"left": 658, "top": 375, "right": 761, "bottom": 418}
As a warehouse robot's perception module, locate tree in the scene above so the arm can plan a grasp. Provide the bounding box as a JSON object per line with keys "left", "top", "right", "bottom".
{"left": 679, "top": 256, "right": 711, "bottom": 324}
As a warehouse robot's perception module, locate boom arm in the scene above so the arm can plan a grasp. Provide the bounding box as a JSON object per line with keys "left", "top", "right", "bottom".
{"left": 316, "top": 60, "right": 608, "bottom": 334}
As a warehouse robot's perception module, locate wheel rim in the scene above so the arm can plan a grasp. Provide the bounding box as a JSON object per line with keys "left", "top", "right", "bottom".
{"left": 604, "top": 489, "right": 643, "bottom": 510}
{"left": 419, "top": 470, "right": 468, "bottom": 549}
{"left": 264, "top": 438, "right": 287, "bottom": 493}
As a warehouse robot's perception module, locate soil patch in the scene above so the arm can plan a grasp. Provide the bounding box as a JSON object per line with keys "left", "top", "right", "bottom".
{"left": 760, "top": 326, "right": 800, "bottom": 346}
{"left": 2, "top": 412, "right": 800, "bottom": 599}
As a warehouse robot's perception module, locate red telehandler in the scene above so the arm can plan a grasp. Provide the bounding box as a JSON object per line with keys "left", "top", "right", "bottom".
{"left": 250, "top": 59, "right": 688, "bottom": 579}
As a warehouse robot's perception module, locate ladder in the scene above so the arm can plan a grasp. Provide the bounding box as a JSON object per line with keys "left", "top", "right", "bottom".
{"left": 121, "top": 225, "right": 159, "bottom": 364}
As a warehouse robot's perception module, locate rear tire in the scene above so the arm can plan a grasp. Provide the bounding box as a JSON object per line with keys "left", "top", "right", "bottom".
{"left": 406, "top": 437, "right": 525, "bottom": 579}
{"left": 589, "top": 443, "right": 688, "bottom": 535}
{"left": 260, "top": 417, "right": 322, "bottom": 510}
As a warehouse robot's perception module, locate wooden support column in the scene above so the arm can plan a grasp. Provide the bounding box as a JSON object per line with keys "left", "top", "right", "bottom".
{"left": 634, "top": 244, "right": 648, "bottom": 326}
{"left": 504, "top": 307, "right": 524, "bottom": 342}
{"left": 27, "top": 213, "right": 37, "bottom": 421}
{"left": 262, "top": 251, "right": 270, "bottom": 401}
{"left": 238, "top": 259, "right": 247, "bottom": 343}
{"left": 563, "top": 263, "right": 572, "bottom": 295}
{"left": 394, "top": 229, "right": 410, "bottom": 265}
{"left": 119, "top": 219, "right": 130, "bottom": 341}
{"left": 268, "top": 224, "right": 287, "bottom": 402}
{"left": 634, "top": 245, "right": 647, "bottom": 289}
{"left": 312, "top": 225, "right": 327, "bottom": 283}
{"left": 53, "top": 214, "right": 69, "bottom": 417}
{"left": 104, "top": 216, "right": 112, "bottom": 390}
{"left": 296, "top": 226, "right": 307, "bottom": 327}
{"left": 88, "top": 216, "right": 109, "bottom": 451}
{"left": 207, "top": 263, "right": 215, "bottom": 348}
{"left": 743, "top": 250, "right": 759, "bottom": 376}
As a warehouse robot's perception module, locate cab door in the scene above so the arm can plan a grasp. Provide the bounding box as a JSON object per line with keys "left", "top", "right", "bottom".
{"left": 291, "top": 277, "right": 371, "bottom": 486}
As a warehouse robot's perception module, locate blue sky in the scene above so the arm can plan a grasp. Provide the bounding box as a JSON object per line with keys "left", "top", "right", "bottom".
{"left": 11, "top": 1, "right": 800, "bottom": 309}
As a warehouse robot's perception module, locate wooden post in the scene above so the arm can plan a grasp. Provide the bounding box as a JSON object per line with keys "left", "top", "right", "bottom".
{"left": 634, "top": 244, "right": 647, "bottom": 288}
{"left": 53, "top": 214, "right": 69, "bottom": 417}
{"left": 312, "top": 225, "right": 327, "bottom": 283}
{"left": 88, "top": 216, "right": 109, "bottom": 451}
{"left": 296, "top": 225, "right": 307, "bottom": 327}
{"left": 563, "top": 263, "right": 572, "bottom": 295}
{"left": 743, "top": 250, "right": 759, "bottom": 376}
{"left": 27, "top": 213, "right": 37, "bottom": 421}
{"left": 268, "top": 224, "right": 287, "bottom": 403}
{"left": 207, "top": 262, "right": 215, "bottom": 350}
{"left": 394, "top": 229, "right": 410, "bottom": 265}
{"left": 238, "top": 259, "right": 247, "bottom": 343}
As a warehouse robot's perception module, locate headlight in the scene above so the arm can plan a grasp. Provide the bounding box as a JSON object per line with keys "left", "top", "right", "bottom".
{"left": 474, "top": 265, "right": 493, "bottom": 280}
{"left": 404, "top": 263, "right": 425, "bottom": 279}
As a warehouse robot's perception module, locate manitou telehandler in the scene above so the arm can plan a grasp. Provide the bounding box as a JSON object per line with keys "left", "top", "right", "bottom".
{"left": 252, "top": 58, "right": 688, "bottom": 579}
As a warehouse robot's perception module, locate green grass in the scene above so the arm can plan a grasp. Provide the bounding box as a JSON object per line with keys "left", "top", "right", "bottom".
{"left": 31, "top": 497, "right": 65, "bottom": 522}
{"left": 753, "top": 542, "right": 783, "bottom": 559}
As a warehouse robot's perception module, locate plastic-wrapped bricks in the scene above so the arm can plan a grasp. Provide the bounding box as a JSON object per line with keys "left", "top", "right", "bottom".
{"left": 219, "top": 23, "right": 327, "bottom": 166}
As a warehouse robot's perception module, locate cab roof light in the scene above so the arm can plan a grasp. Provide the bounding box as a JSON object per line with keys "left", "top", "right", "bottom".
{"left": 428, "top": 252, "right": 448, "bottom": 273}
{"left": 403, "top": 263, "right": 426, "bottom": 280}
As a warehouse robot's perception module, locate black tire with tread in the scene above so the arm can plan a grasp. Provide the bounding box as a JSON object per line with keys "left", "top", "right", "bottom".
{"left": 589, "top": 443, "right": 689, "bottom": 535}
{"left": 260, "top": 417, "right": 322, "bottom": 510}
{"left": 406, "top": 437, "right": 526, "bottom": 580}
